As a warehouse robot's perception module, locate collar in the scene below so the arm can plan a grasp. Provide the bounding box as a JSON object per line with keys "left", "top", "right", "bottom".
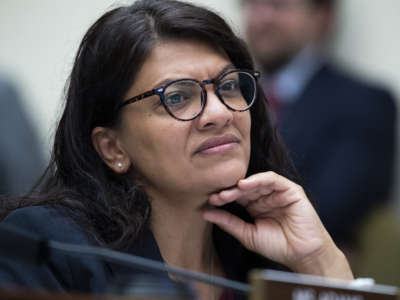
{"left": 107, "top": 225, "right": 246, "bottom": 281}
{"left": 129, "top": 226, "right": 164, "bottom": 262}
{"left": 262, "top": 46, "right": 323, "bottom": 103}
{"left": 105, "top": 224, "right": 276, "bottom": 300}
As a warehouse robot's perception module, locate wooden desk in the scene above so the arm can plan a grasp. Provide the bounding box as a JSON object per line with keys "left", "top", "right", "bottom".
{"left": 0, "top": 289, "right": 100, "bottom": 300}
{"left": 0, "top": 289, "right": 186, "bottom": 300}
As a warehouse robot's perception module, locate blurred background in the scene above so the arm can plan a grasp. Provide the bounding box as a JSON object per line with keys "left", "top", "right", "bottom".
{"left": 0, "top": 0, "right": 399, "bottom": 286}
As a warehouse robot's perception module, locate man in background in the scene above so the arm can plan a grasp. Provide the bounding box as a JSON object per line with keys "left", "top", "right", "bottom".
{"left": 242, "top": 0, "right": 396, "bottom": 254}
{"left": 0, "top": 75, "right": 45, "bottom": 196}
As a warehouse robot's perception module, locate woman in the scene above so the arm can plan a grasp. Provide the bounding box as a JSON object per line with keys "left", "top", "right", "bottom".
{"left": 0, "top": 0, "right": 353, "bottom": 299}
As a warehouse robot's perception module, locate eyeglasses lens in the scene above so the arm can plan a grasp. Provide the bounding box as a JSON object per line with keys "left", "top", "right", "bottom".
{"left": 163, "top": 80, "right": 203, "bottom": 120}
{"left": 163, "top": 71, "right": 256, "bottom": 121}
{"left": 218, "top": 71, "right": 256, "bottom": 111}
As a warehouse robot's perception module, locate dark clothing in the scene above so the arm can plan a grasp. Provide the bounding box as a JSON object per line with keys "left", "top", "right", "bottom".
{"left": 278, "top": 64, "right": 397, "bottom": 244}
{"left": 0, "top": 206, "right": 282, "bottom": 299}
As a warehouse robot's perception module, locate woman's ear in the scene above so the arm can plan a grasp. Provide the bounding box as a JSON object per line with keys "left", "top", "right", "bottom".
{"left": 91, "top": 126, "right": 131, "bottom": 174}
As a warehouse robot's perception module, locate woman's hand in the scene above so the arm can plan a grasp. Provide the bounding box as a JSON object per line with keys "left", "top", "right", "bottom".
{"left": 203, "top": 171, "right": 353, "bottom": 280}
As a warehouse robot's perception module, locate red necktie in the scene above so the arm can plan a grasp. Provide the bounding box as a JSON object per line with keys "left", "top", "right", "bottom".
{"left": 263, "top": 84, "right": 281, "bottom": 125}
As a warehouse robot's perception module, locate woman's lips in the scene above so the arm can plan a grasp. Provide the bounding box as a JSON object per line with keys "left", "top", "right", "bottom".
{"left": 195, "top": 134, "right": 240, "bottom": 155}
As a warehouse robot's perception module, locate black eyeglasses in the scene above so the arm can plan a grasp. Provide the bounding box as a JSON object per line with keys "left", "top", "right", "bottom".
{"left": 118, "top": 69, "right": 260, "bottom": 121}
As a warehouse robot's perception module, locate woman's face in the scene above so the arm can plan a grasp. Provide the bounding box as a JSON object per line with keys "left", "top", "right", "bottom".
{"left": 117, "top": 40, "right": 251, "bottom": 200}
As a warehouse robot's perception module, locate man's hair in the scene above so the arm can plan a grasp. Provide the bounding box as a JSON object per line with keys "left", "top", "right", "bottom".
{"left": 310, "top": 0, "right": 336, "bottom": 7}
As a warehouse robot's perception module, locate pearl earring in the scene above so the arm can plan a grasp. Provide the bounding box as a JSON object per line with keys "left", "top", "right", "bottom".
{"left": 117, "top": 162, "right": 123, "bottom": 168}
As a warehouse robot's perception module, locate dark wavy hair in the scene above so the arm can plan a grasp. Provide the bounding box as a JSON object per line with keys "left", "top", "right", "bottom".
{"left": 1, "top": 0, "right": 297, "bottom": 251}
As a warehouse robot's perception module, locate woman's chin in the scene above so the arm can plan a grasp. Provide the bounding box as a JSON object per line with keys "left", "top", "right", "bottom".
{"left": 204, "top": 164, "right": 248, "bottom": 193}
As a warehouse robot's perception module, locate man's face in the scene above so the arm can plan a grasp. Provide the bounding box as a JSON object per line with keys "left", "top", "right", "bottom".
{"left": 243, "top": 0, "right": 320, "bottom": 72}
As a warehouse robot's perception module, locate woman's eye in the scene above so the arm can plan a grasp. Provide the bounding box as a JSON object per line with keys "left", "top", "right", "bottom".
{"left": 165, "top": 93, "right": 185, "bottom": 105}
{"left": 219, "top": 80, "right": 237, "bottom": 92}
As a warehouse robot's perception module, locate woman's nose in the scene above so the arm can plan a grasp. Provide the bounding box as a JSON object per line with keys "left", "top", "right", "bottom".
{"left": 195, "top": 88, "right": 234, "bottom": 130}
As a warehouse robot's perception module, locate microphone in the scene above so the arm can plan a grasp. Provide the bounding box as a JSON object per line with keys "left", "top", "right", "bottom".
{"left": 0, "top": 224, "right": 249, "bottom": 295}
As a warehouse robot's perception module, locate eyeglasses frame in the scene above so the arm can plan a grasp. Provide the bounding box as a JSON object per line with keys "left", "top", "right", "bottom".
{"left": 117, "top": 69, "right": 260, "bottom": 121}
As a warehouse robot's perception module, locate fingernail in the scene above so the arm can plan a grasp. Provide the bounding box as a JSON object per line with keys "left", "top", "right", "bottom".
{"left": 239, "top": 178, "right": 250, "bottom": 184}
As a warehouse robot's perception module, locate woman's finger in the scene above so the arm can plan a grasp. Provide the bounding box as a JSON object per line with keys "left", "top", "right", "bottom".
{"left": 208, "top": 173, "right": 277, "bottom": 206}
{"left": 209, "top": 171, "right": 295, "bottom": 209}
{"left": 209, "top": 188, "right": 268, "bottom": 209}
{"left": 209, "top": 188, "right": 240, "bottom": 206}
{"left": 202, "top": 208, "right": 255, "bottom": 248}
{"left": 238, "top": 171, "right": 294, "bottom": 193}
{"left": 209, "top": 188, "right": 253, "bottom": 207}
{"left": 248, "top": 184, "right": 306, "bottom": 216}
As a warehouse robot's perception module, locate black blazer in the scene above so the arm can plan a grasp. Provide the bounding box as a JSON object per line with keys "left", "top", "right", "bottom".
{"left": 0, "top": 206, "right": 283, "bottom": 299}
{"left": 278, "top": 64, "right": 397, "bottom": 244}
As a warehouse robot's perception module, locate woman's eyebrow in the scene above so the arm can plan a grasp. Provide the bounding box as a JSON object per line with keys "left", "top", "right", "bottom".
{"left": 152, "top": 64, "right": 236, "bottom": 88}
{"left": 215, "top": 64, "right": 236, "bottom": 78}
{"left": 153, "top": 78, "right": 177, "bottom": 89}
